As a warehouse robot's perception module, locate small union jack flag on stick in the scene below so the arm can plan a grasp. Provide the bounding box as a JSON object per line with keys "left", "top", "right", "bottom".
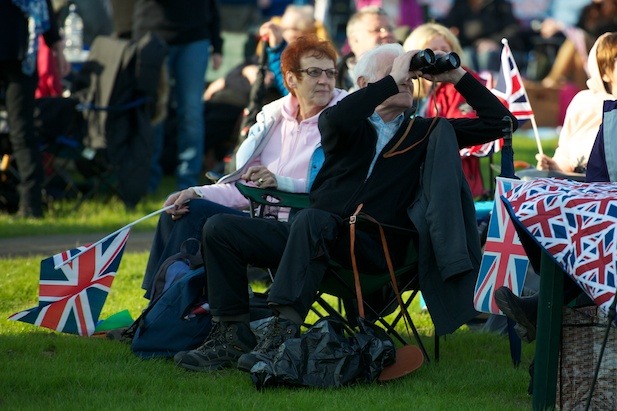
{"left": 8, "top": 206, "right": 173, "bottom": 336}
{"left": 491, "top": 38, "right": 544, "bottom": 157}
{"left": 8, "top": 228, "right": 131, "bottom": 336}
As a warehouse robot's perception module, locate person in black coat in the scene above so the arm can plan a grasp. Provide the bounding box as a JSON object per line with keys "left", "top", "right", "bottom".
{"left": 173, "top": 42, "right": 516, "bottom": 373}
{"left": 0, "top": 0, "right": 69, "bottom": 217}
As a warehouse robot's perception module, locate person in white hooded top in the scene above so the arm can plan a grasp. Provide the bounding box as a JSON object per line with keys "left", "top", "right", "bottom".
{"left": 536, "top": 31, "right": 617, "bottom": 173}
{"left": 495, "top": 34, "right": 617, "bottom": 348}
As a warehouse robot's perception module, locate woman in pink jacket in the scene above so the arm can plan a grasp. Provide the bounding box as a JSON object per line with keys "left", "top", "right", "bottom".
{"left": 142, "top": 36, "right": 347, "bottom": 297}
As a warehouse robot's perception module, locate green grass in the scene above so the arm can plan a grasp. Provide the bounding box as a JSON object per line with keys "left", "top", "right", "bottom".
{"left": 0, "top": 252, "right": 535, "bottom": 410}
{"left": 0, "top": 176, "right": 178, "bottom": 239}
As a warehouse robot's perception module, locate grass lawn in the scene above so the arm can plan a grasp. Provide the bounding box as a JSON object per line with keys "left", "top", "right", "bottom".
{"left": 0, "top": 130, "right": 554, "bottom": 409}
{"left": 0, "top": 252, "right": 536, "bottom": 410}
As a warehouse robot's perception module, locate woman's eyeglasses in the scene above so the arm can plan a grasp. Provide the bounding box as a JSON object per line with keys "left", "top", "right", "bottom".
{"left": 296, "top": 67, "right": 338, "bottom": 78}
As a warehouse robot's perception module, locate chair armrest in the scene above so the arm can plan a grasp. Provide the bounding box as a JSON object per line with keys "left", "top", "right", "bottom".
{"left": 235, "top": 181, "right": 310, "bottom": 210}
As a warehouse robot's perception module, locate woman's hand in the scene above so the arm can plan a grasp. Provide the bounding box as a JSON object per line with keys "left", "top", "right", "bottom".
{"left": 211, "top": 53, "right": 223, "bottom": 70}
{"left": 242, "top": 165, "right": 278, "bottom": 188}
{"left": 163, "top": 189, "right": 198, "bottom": 220}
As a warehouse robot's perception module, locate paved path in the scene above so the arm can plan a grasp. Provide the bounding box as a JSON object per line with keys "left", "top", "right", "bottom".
{"left": 0, "top": 231, "right": 155, "bottom": 258}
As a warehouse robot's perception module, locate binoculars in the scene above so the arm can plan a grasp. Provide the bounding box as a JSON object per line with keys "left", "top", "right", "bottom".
{"left": 409, "top": 49, "right": 461, "bottom": 74}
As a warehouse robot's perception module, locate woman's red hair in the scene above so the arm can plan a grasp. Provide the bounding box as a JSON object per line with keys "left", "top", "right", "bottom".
{"left": 280, "top": 35, "right": 337, "bottom": 94}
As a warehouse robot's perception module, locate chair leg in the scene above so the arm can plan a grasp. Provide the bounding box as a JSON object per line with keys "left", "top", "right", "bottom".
{"left": 364, "top": 300, "right": 431, "bottom": 363}
{"left": 372, "top": 288, "right": 434, "bottom": 362}
{"left": 506, "top": 317, "right": 522, "bottom": 366}
{"left": 308, "top": 295, "right": 361, "bottom": 337}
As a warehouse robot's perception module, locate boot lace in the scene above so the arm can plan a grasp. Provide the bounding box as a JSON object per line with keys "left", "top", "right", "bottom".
{"left": 198, "top": 321, "right": 227, "bottom": 353}
{"left": 255, "top": 318, "right": 294, "bottom": 353}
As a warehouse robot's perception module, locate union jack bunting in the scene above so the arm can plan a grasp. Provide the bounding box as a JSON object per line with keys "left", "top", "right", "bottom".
{"left": 460, "top": 140, "right": 501, "bottom": 158}
{"left": 491, "top": 39, "right": 534, "bottom": 121}
{"left": 503, "top": 178, "right": 617, "bottom": 315}
{"left": 474, "top": 177, "right": 529, "bottom": 314}
{"left": 8, "top": 228, "right": 131, "bottom": 336}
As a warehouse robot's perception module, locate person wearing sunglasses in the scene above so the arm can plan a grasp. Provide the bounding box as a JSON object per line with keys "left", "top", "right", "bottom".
{"left": 142, "top": 35, "right": 347, "bottom": 302}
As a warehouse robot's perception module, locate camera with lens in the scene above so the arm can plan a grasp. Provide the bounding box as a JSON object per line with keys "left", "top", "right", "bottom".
{"left": 409, "top": 49, "right": 461, "bottom": 74}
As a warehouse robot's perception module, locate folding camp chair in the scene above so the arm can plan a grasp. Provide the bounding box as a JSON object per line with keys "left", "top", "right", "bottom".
{"left": 234, "top": 182, "right": 437, "bottom": 362}
{"left": 67, "top": 33, "right": 166, "bottom": 208}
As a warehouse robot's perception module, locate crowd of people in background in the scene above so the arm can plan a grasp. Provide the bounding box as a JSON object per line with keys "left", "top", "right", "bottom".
{"left": 1, "top": 0, "right": 617, "bottom": 217}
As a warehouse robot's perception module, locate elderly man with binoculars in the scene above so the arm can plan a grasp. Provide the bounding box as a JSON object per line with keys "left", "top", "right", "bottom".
{"left": 173, "top": 43, "right": 516, "bottom": 374}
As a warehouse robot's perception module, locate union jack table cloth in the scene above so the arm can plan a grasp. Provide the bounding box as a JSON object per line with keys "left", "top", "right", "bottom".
{"left": 501, "top": 178, "right": 617, "bottom": 316}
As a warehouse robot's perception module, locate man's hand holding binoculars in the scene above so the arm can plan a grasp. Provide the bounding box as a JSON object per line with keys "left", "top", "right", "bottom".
{"left": 392, "top": 49, "right": 466, "bottom": 87}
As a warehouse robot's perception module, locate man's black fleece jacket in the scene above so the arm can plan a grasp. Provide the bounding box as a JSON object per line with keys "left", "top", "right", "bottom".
{"left": 312, "top": 72, "right": 517, "bottom": 227}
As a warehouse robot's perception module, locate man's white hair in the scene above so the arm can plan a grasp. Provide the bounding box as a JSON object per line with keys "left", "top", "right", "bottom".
{"left": 353, "top": 43, "right": 404, "bottom": 85}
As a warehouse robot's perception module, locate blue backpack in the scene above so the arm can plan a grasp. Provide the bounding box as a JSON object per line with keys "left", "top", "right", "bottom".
{"left": 131, "top": 267, "right": 212, "bottom": 359}
{"left": 145, "top": 238, "right": 204, "bottom": 301}
{"left": 130, "top": 239, "right": 212, "bottom": 359}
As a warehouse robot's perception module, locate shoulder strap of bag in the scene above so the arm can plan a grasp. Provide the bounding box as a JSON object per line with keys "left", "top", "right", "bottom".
{"left": 178, "top": 238, "right": 203, "bottom": 269}
{"left": 149, "top": 237, "right": 203, "bottom": 303}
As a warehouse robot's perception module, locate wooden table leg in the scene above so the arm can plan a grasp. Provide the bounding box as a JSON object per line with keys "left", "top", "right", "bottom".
{"left": 532, "top": 250, "right": 564, "bottom": 410}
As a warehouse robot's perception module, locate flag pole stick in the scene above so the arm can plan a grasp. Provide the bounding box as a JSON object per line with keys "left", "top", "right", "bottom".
{"left": 54, "top": 205, "right": 175, "bottom": 269}
{"left": 528, "top": 116, "right": 544, "bottom": 157}
{"left": 499, "top": 38, "right": 544, "bottom": 157}
{"left": 512, "top": 41, "right": 544, "bottom": 157}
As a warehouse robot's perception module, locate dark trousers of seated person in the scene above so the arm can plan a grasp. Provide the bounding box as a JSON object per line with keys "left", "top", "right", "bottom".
{"left": 142, "top": 198, "right": 246, "bottom": 299}
{"left": 203, "top": 208, "right": 405, "bottom": 323}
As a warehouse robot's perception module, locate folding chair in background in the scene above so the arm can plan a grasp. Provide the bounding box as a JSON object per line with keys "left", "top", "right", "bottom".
{"left": 33, "top": 96, "right": 87, "bottom": 205}
{"left": 66, "top": 32, "right": 166, "bottom": 208}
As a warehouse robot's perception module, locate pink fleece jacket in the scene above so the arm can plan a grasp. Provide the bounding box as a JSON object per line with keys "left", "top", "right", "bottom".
{"left": 191, "top": 88, "right": 348, "bottom": 210}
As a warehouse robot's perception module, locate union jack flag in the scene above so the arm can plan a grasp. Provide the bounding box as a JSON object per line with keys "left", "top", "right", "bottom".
{"left": 474, "top": 177, "right": 530, "bottom": 313}
{"left": 8, "top": 228, "right": 131, "bottom": 336}
{"left": 503, "top": 178, "right": 617, "bottom": 316}
{"left": 491, "top": 39, "right": 534, "bottom": 121}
